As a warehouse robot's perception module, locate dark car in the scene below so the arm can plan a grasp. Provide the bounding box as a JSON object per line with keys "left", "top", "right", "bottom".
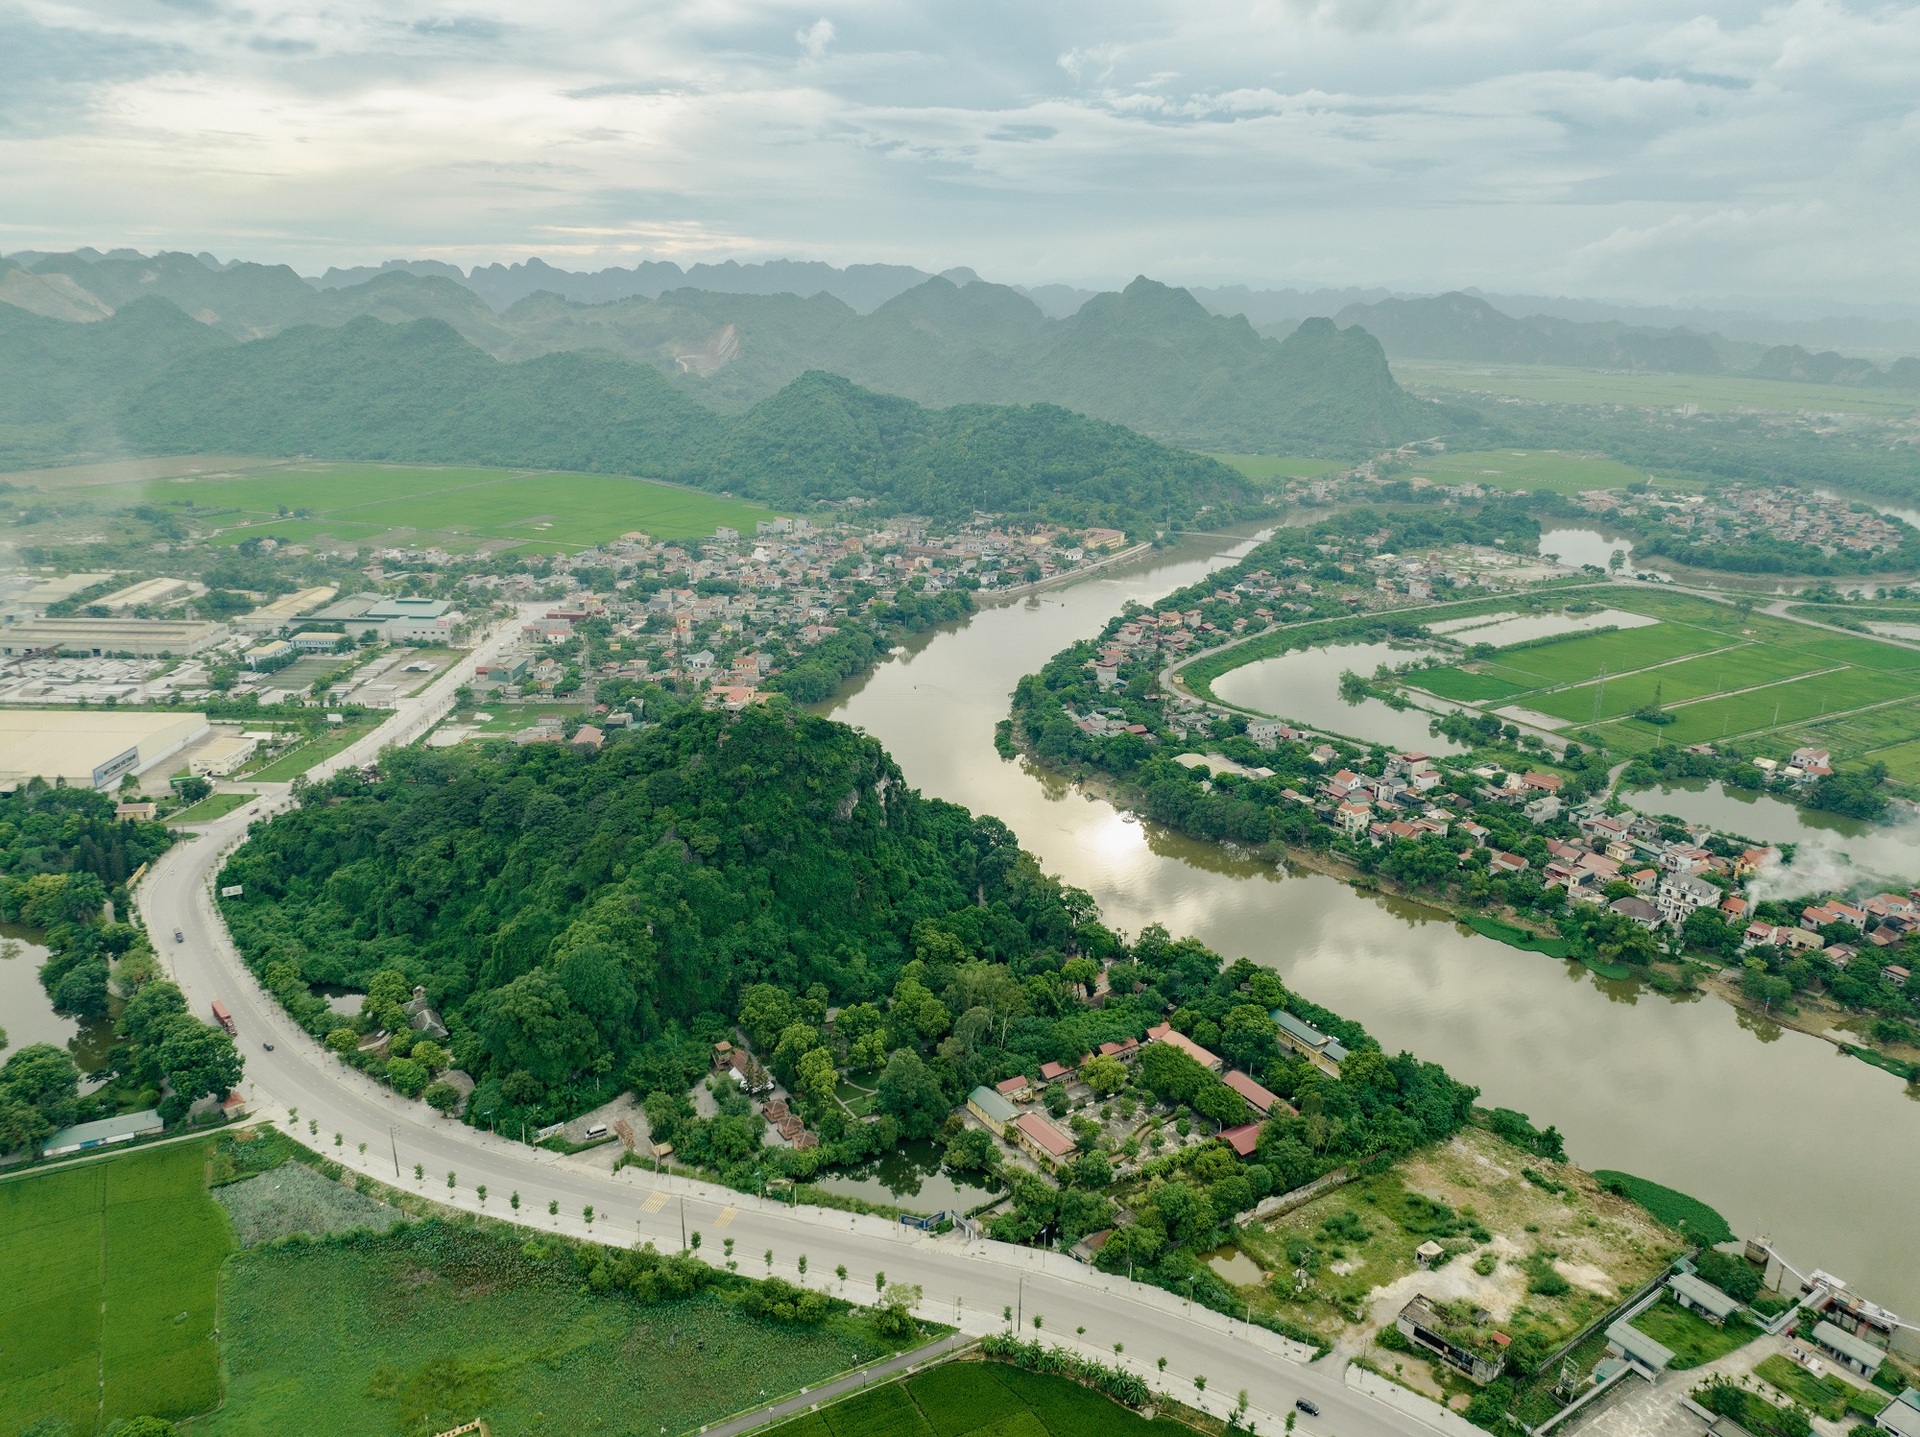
{"left": 1295, "top": 1401, "right": 1320, "bottom": 1418}
{"left": 173, "top": 928, "right": 184, "bottom": 942}
{"left": 262, "top": 1042, "right": 275, "bottom": 1052}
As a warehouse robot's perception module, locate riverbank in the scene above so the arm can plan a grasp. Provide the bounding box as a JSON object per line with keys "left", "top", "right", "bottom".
{"left": 824, "top": 526, "right": 1920, "bottom": 1314}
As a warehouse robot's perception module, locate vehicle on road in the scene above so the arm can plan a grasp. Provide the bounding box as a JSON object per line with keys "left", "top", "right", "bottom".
{"left": 1297, "top": 1401, "right": 1321, "bottom": 1417}
{"left": 211, "top": 1000, "right": 237, "bottom": 1035}
{"left": 262, "top": 1042, "right": 275, "bottom": 1051}
{"left": 174, "top": 928, "right": 184, "bottom": 942}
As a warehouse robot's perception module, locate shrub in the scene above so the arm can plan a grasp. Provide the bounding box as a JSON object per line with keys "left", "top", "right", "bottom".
{"left": 978, "top": 1333, "right": 1153, "bottom": 1408}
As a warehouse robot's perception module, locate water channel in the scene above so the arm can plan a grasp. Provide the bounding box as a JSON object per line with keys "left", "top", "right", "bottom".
{"left": 0, "top": 923, "right": 115, "bottom": 1081}
{"left": 824, "top": 532, "right": 1920, "bottom": 1312}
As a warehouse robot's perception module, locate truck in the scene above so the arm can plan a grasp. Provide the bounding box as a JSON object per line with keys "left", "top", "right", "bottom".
{"left": 211, "top": 1000, "right": 236, "bottom": 1035}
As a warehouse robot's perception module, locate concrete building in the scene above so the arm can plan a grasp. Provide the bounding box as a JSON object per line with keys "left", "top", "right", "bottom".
{"left": 1669, "top": 1272, "right": 1743, "bottom": 1325}
{"left": 0, "top": 618, "right": 228, "bottom": 658}
{"left": 189, "top": 733, "right": 258, "bottom": 778}
{"left": 1605, "top": 1318, "right": 1675, "bottom": 1378}
{"left": 1398, "top": 1295, "right": 1510, "bottom": 1384}
{"left": 234, "top": 585, "right": 339, "bottom": 635}
{"left": 1813, "top": 1320, "right": 1887, "bottom": 1377}
{"left": 313, "top": 594, "right": 465, "bottom": 644}
{"left": 1009, "top": 1111, "right": 1077, "bottom": 1165}
{"left": 1145, "top": 1022, "right": 1225, "bottom": 1073}
{"left": 1874, "top": 1389, "right": 1920, "bottom": 1437}
{"left": 41, "top": 1109, "right": 163, "bottom": 1156}
{"left": 0, "top": 709, "right": 210, "bottom": 789}
{"left": 966, "top": 1085, "right": 1019, "bottom": 1136}
{"left": 1274, "top": 1010, "right": 1349, "bottom": 1077}
{"left": 95, "top": 577, "right": 196, "bottom": 612}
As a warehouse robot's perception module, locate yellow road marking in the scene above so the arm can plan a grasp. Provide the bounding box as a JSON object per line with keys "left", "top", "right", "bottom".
{"left": 714, "top": 1206, "right": 738, "bottom": 1229}
{"left": 640, "top": 1190, "right": 669, "bottom": 1214}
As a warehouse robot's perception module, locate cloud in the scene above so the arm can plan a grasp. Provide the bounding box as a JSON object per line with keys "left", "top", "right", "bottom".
{"left": 0, "top": 0, "right": 1916, "bottom": 300}
{"left": 796, "top": 18, "right": 834, "bottom": 61}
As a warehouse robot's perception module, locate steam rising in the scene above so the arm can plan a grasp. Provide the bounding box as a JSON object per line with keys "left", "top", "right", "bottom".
{"left": 1746, "top": 813, "right": 1920, "bottom": 904}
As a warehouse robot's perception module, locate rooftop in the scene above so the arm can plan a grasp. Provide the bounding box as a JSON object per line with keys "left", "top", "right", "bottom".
{"left": 967, "top": 1085, "right": 1019, "bottom": 1125}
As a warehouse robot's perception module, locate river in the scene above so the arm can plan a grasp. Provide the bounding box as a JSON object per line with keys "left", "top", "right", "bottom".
{"left": 825, "top": 533, "right": 1920, "bottom": 1312}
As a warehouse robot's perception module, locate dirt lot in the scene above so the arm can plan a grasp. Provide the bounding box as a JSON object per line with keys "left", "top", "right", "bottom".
{"left": 1227, "top": 1126, "right": 1684, "bottom": 1369}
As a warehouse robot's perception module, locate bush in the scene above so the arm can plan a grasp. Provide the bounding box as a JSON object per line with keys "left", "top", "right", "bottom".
{"left": 1376, "top": 1323, "right": 1412, "bottom": 1352}
{"left": 978, "top": 1333, "right": 1153, "bottom": 1408}
{"left": 740, "top": 1276, "right": 830, "bottom": 1325}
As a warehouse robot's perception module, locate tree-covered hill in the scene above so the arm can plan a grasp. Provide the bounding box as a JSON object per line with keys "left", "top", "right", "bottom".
{"left": 218, "top": 708, "right": 1094, "bottom": 1108}
{"left": 103, "top": 315, "right": 1260, "bottom": 529}
{"left": 1334, "top": 291, "right": 1726, "bottom": 373}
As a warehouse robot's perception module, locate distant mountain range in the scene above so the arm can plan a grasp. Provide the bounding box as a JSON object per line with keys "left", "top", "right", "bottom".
{"left": 0, "top": 300, "right": 1265, "bottom": 530}
{"left": 0, "top": 252, "right": 1450, "bottom": 457}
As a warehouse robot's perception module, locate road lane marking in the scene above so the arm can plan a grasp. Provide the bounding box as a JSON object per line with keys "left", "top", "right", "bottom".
{"left": 714, "top": 1206, "right": 738, "bottom": 1229}
{"left": 640, "top": 1190, "right": 670, "bottom": 1213}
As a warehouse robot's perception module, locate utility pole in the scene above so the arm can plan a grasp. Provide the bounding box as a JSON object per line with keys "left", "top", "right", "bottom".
{"left": 389, "top": 1125, "right": 399, "bottom": 1178}
{"left": 679, "top": 1196, "right": 687, "bottom": 1251}
{"left": 1016, "top": 1274, "right": 1024, "bottom": 1331}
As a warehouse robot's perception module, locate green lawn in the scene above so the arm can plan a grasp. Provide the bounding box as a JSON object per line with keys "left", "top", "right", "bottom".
{"left": 1628, "top": 1298, "right": 1758, "bottom": 1369}
{"left": 0, "top": 1141, "right": 232, "bottom": 1436}
{"left": 1476, "top": 622, "right": 1731, "bottom": 689}
{"left": 95, "top": 461, "right": 784, "bottom": 552}
{"left": 191, "top": 1221, "right": 923, "bottom": 1437}
{"left": 1208, "top": 454, "right": 1350, "bottom": 482}
{"left": 169, "top": 791, "right": 254, "bottom": 824}
{"left": 767, "top": 1361, "right": 1186, "bottom": 1437}
{"left": 1753, "top": 1355, "right": 1890, "bottom": 1421}
{"left": 1399, "top": 449, "right": 1652, "bottom": 495}
{"left": 243, "top": 717, "right": 383, "bottom": 782}
{"left": 1526, "top": 646, "right": 1833, "bottom": 724}
{"left": 1392, "top": 361, "right": 1920, "bottom": 417}
{"left": 1594, "top": 1173, "right": 1733, "bottom": 1245}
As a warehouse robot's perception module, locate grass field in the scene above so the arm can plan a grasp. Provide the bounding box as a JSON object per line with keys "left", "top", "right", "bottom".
{"left": 194, "top": 1221, "right": 924, "bottom": 1437}
{"left": 169, "top": 791, "right": 254, "bottom": 824}
{"left": 1393, "top": 361, "right": 1920, "bottom": 417}
{"left": 1403, "top": 588, "right": 1920, "bottom": 765}
{"left": 0, "top": 1141, "right": 232, "bottom": 1437}
{"left": 1592, "top": 1171, "right": 1733, "bottom": 1245}
{"left": 767, "top": 1360, "right": 1185, "bottom": 1437}
{"left": 242, "top": 716, "right": 382, "bottom": 782}
{"left": 66, "top": 459, "right": 785, "bottom": 553}
{"left": 1628, "top": 1297, "right": 1759, "bottom": 1369}
{"left": 1754, "top": 1355, "right": 1891, "bottom": 1421}
{"left": 1208, "top": 454, "right": 1350, "bottom": 482}
{"left": 1402, "top": 449, "right": 1652, "bottom": 495}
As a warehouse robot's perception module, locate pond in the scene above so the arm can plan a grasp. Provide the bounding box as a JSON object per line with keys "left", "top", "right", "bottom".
{"left": 1210, "top": 640, "right": 1470, "bottom": 753}
{"left": 1429, "top": 607, "right": 1659, "bottom": 648}
{"left": 805, "top": 1139, "right": 1000, "bottom": 1215}
{"left": 1205, "top": 1246, "right": 1267, "bottom": 1287}
{"left": 1540, "top": 526, "right": 1634, "bottom": 572}
{"left": 0, "top": 924, "right": 116, "bottom": 1081}
{"left": 1623, "top": 779, "right": 1920, "bottom": 891}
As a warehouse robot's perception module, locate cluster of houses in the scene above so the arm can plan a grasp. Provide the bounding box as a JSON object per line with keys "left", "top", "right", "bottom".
{"left": 1575, "top": 485, "right": 1911, "bottom": 560}
{"left": 1742, "top": 888, "right": 1916, "bottom": 986}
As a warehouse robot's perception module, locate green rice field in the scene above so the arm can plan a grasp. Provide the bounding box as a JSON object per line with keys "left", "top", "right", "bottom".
{"left": 1399, "top": 449, "right": 1652, "bottom": 495}
{"left": 767, "top": 1360, "right": 1185, "bottom": 1437}
{"left": 1403, "top": 588, "right": 1920, "bottom": 764}
{"left": 1208, "top": 454, "right": 1350, "bottom": 482}
{"left": 1393, "top": 360, "right": 1920, "bottom": 417}
{"left": 34, "top": 458, "right": 784, "bottom": 553}
{"left": 0, "top": 1141, "right": 232, "bottom": 1436}
{"left": 195, "top": 1222, "right": 920, "bottom": 1437}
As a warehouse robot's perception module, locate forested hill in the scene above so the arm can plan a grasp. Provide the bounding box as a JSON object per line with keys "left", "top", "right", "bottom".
{"left": 219, "top": 708, "right": 1095, "bottom": 1111}
{"left": 5, "top": 308, "right": 1260, "bottom": 530}
{"left": 4, "top": 250, "right": 1457, "bottom": 459}
{"left": 1333, "top": 291, "right": 1726, "bottom": 373}
{"left": 215, "top": 705, "right": 1485, "bottom": 1220}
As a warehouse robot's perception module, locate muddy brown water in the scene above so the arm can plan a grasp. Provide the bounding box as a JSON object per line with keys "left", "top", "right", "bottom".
{"left": 823, "top": 532, "right": 1920, "bottom": 1312}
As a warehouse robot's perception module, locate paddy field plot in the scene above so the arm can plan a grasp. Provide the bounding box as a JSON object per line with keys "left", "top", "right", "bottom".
{"left": 1392, "top": 360, "right": 1920, "bottom": 418}
{"left": 766, "top": 1360, "right": 1188, "bottom": 1437}
{"left": 1402, "top": 587, "right": 1920, "bottom": 764}
{"left": 0, "top": 1141, "right": 231, "bottom": 1436}
{"left": 36, "top": 458, "right": 785, "bottom": 553}
{"left": 1399, "top": 449, "right": 1654, "bottom": 495}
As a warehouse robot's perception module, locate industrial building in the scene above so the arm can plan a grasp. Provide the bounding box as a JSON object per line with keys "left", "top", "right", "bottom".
{"left": 234, "top": 585, "right": 340, "bottom": 636}
{"left": 0, "top": 617, "right": 228, "bottom": 658}
{"left": 0, "top": 709, "right": 210, "bottom": 789}
{"left": 95, "top": 577, "right": 198, "bottom": 612}
{"left": 309, "top": 593, "right": 465, "bottom": 643}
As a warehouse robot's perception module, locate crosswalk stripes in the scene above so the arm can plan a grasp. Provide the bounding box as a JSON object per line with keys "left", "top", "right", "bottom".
{"left": 640, "top": 1189, "right": 670, "bottom": 1214}
{"left": 714, "top": 1206, "right": 738, "bottom": 1229}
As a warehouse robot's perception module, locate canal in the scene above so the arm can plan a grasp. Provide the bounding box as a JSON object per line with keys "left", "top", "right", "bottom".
{"left": 824, "top": 532, "right": 1920, "bottom": 1311}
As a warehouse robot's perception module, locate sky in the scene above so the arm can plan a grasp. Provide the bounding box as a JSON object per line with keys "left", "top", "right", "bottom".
{"left": 4, "top": 0, "right": 1920, "bottom": 305}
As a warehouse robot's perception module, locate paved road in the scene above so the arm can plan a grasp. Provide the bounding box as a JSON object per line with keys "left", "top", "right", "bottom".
{"left": 139, "top": 607, "right": 1432, "bottom": 1437}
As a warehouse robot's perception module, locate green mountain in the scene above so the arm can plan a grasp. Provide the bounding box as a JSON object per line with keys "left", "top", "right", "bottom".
{"left": 4, "top": 252, "right": 1447, "bottom": 457}
{"left": 1750, "top": 345, "right": 1920, "bottom": 389}
{"left": 111, "top": 315, "right": 1256, "bottom": 527}
{"left": 1334, "top": 291, "right": 1725, "bottom": 373}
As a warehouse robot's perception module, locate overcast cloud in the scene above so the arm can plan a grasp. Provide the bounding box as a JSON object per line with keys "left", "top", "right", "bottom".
{"left": 3, "top": 0, "right": 1918, "bottom": 302}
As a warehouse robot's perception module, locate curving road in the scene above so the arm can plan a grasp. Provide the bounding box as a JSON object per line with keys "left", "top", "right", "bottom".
{"left": 138, "top": 608, "right": 1431, "bottom": 1437}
